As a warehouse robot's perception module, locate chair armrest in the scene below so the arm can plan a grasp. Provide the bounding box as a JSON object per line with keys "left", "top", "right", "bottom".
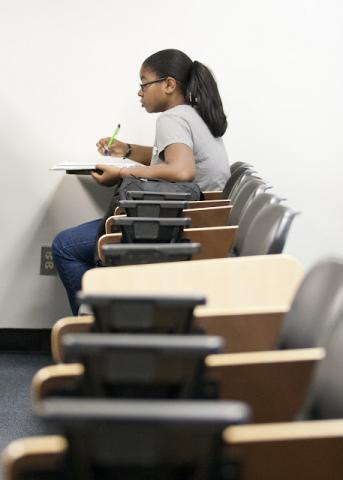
{"left": 224, "top": 419, "right": 343, "bottom": 480}
{"left": 105, "top": 214, "right": 126, "bottom": 234}
{"left": 207, "top": 347, "right": 324, "bottom": 422}
{"left": 195, "top": 309, "right": 286, "bottom": 352}
{"left": 203, "top": 191, "right": 223, "bottom": 200}
{"left": 2, "top": 435, "right": 67, "bottom": 480}
{"left": 99, "top": 226, "right": 237, "bottom": 262}
{"left": 114, "top": 206, "right": 125, "bottom": 215}
{"left": 32, "top": 364, "right": 84, "bottom": 403}
{"left": 184, "top": 226, "right": 237, "bottom": 260}
{"left": 98, "top": 233, "right": 122, "bottom": 262}
{"left": 188, "top": 199, "right": 231, "bottom": 208}
{"left": 51, "top": 316, "right": 94, "bottom": 363}
{"left": 183, "top": 206, "right": 231, "bottom": 228}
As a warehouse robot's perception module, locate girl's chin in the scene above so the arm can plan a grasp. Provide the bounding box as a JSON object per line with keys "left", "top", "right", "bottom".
{"left": 141, "top": 104, "right": 158, "bottom": 113}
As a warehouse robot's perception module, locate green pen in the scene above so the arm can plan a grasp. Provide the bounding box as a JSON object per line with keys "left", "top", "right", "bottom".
{"left": 106, "top": 123, "right": 121, "bottom": 152}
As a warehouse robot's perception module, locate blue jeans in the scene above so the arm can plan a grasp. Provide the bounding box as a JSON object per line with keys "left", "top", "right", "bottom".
{"left": 52, "top": 219, "right": 102, "bottom": 315}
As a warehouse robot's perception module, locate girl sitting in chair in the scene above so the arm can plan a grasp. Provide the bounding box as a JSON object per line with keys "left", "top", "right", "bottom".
{"left": 52, "top": 48, "right": 230, "bottom": 314}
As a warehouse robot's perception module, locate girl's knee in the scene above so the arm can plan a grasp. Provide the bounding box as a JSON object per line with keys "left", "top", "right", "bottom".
{"left": 51, "top": 230, "right": 68, "bottom": 258}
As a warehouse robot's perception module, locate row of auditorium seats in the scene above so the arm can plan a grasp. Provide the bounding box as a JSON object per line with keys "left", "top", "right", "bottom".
{"left": 98, "top": 162, "right": 297, "bottom": 263}
{"left": 3, "top": 162, "right": 343, "bottom": 479}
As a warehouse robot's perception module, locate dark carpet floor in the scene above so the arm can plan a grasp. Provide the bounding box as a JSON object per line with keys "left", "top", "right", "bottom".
{"left": 0, "top": 352, "right": 54, "bottom": 479}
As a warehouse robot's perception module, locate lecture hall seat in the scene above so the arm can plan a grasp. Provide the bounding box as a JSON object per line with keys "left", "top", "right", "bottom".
{"left": 41, "top": 259, "right": 343, "bottom": 425}
{"left": 51, "top": 255, "right": 304, "bottom": 362}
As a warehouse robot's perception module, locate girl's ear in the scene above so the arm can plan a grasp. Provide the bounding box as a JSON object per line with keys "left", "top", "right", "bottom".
{"left": 164, "top": 76, "right": 178, "bottom": 94}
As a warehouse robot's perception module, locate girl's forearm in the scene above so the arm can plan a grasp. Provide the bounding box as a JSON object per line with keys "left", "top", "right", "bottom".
{"left": 121, "top": 163, "right": 194, "bottom": 182}
{"left": 126, "top": 145, "right": 153, "bottom": 165}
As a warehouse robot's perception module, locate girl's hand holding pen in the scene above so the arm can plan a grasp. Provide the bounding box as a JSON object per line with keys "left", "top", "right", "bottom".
{"left": 91, "top": 164, "right": 123, "bottom": 186}
{"left": 96, "top": 137, "right": 128, "bottom": 157}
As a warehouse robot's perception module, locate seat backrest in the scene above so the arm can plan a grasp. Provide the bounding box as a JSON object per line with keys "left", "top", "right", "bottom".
{"left": 240, "top": 204, "right": 297, "bottom": 256}
{"left": 277, "top": 258, "right": 343, "bottom": 350}
{"left": 299, "top": 305, "right": 343, "bottom": 420}
{"left": 115, "top": 217, "right": 191, "bottom": 243}
{"left": 228, "top": 178, "right": 269, "bottom": 227}
{"left": 234, "top": 193, "right": 284, "bottom": 255}
{"left": 230, "top": 161, "right": 252, "bottom": 174}
{"left": 102, "top": 243, "right": 200, "bottom": 267}
{"left": 62, "top": 333, "right": 224, "bottom": 399}
{"left": 38, "top": 398, "right": 251, "bottom": 479}
{"left": 220, "top": 165, "right": 253, "bottom": 199}
{"left": 229, "top": 171, "right": 261, "bottom": 202}
{"left": 77, "top": 292, "right": 206, "bottom": 334}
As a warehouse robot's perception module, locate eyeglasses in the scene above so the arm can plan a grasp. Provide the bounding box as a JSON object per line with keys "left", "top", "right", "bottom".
{"left": 139, "top": 77, "right": 167, "bottom": 92}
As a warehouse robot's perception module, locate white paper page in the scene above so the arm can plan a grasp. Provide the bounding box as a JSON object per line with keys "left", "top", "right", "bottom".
{"left": 50, "top": 158, "right": 141, "bottom": 171}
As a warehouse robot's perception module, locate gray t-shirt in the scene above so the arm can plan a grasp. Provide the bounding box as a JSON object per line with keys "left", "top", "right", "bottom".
{"left": 150, "top": 105, "right": 230, "bottom": 191}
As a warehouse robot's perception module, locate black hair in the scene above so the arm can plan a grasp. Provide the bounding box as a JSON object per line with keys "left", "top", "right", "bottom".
{"left": 142, "top": 49, "right": 227, "bottom": 137}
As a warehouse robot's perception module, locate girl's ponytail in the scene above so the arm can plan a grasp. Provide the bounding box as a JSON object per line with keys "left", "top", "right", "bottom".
{"left": 142, "top": 49, "right": 227, "bottom": 137}
{"left": 187, "top": 61, "right": 227, "bottom": 137}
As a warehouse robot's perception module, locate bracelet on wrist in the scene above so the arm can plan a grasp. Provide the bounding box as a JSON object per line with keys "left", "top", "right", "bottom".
{"left": 123, "top": 143, "right": 132, "bottom": 159}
